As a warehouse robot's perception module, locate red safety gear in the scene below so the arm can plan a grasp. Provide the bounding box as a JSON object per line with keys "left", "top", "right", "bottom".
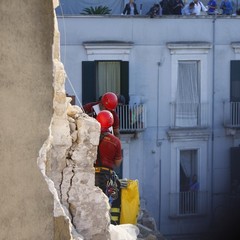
{"left": 97, "top": 110, "right": 114, "bottom": 129}
{"left": 101, "top": 92, "right": 118, "bottom": 111}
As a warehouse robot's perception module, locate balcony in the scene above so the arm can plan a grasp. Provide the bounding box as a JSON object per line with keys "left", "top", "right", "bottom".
{"left": 223, "top": 101, "right": 240, "bottom": 128}
{"left": 169, "top": 191, "right": 208, "bottom": 218}
{"left": 116, "top": 104, "right": 146, "bottom": 133}
{"left": 170, "top": 102, "right": 209, "bottom": 129}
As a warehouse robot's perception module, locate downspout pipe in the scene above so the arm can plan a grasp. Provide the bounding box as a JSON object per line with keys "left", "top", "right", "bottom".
{"left": 157, "top": 61, "right": 161, "bottom": 230}
{"left": 157, "top": 61, "right": 161, "bottom": 147}
{"left": 210, "top": 14, "right": 217, "bottom": 228}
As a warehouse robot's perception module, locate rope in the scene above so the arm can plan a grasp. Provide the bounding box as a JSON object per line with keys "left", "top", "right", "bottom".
{"left": 57, "top": 3, "right": 84, "bottom": 110}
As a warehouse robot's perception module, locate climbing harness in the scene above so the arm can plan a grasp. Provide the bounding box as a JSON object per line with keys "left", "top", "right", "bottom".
{"left": 106, "top": 171, "right": 119, "bottom": 203}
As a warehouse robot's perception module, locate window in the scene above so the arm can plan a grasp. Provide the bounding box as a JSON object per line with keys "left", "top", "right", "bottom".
{"left": 230, "top": 61, "right": 240, "bottom": 126}
{"left": 82, "top": 61, "right": 129, "bottom": 105}
{"left": 97, "top": 61, "right": 120, "bottom": 98}
{"left": 230, "top": 60, "right": 240, "bottom": 102}
{"left": 176, "top": 61, "right": 200, "bottom": 127}
{"left": 82, "top": 41, "right": 132, "bottom": 105}
{"left": 167, "top": 42, "right": 211, "bottom": 128}
{"left": 179, "top": 149, "right": 199, "bottom": 214}
{"left": 180, "top": 150, "right": 198, "bottom": 191}
{"left": 224, "top": 47, "right": 240, "bottom": 127}
{"left": 169, "top": 141, "right": 209, "bottom": 218}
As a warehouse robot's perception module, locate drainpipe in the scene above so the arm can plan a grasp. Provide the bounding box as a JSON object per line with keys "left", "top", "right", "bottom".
{"left": 210, "top": 14, "right": 217, "bottom": 227}
{"left": 156, "top": 59, "right": 164, "bottom": 145}
{"left": 157, "top": 61, "right": 162, "bottom": 230}
{"left": 157, "top": 62, "right": 161, "bottom": 146}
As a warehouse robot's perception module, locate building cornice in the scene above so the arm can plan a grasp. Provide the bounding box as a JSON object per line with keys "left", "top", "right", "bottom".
{"left": 167, "top": 128, "right": 211, "bottom": 142}
{"left": 231, "top": 42, "right": 240, "bottom": 54}
{"left": 83, "top": 41, "right": 133, "bottom": 61}
{"left": 167, "top": 42, "right": 212, "bottom": 55}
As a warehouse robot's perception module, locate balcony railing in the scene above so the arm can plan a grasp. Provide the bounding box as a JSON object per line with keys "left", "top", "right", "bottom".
{"left": 223, "top": 101, "right": 240, "bottom": 128}
{"left": 170, "top": 102, "right": 209, "bottom": 129}
{"left": 169, "top": 191, "right": 208, "bottom": 218}
{"left": 116, "top": 104, "right": 146, "bottom": 133}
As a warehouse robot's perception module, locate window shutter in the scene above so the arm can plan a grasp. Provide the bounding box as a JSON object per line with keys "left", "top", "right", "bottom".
{"left": 230, "top": 60, "right": 240, "bottom": 102}
{"left": 230, "top": 147, "right": 240, "bottom": 188}
{"left": 82, "top": 61, "right": 96, "bottom": 105}
{"left": 120, "top": 61, "right": 129, "bottom": 104}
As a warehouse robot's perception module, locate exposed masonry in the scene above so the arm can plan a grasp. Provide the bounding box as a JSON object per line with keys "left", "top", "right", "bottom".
{"left": 38, "top": 61, "right": 111, "bottom": 239}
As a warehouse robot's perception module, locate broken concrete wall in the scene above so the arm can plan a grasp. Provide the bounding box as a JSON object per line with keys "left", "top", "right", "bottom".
{"left": 0, "top": 0, "right": 54, "bottom": 239}
{"left": 38, "top": 59, "right": 111, "bottom": 239}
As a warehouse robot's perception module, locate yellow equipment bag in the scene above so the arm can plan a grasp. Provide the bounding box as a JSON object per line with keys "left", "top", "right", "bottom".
{"left": 120, "top": 179, "right": 140, "bottom": 225}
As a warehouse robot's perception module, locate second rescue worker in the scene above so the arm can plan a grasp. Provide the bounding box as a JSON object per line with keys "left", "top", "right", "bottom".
{"left": 95, "top": 110, "right": 122, "bottom": 193}
{"left": 95, "top": 110, "right": 123, "bottom": 224}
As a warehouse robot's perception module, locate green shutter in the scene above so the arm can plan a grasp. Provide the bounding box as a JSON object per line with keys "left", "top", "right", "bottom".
{"left": 82, "top": 61, "right": 96, "bottom": 105}
{"left": 230, "top": 147, "right": 240, "bottom": 185}
{"left": 82, "top": 61, "right": 129, "bottom": 105}
{"left": 120, "top": 61, "right": 129, "bottom": 104}
{"left": 230, "top": 60, "right": 240, "bottom": 102}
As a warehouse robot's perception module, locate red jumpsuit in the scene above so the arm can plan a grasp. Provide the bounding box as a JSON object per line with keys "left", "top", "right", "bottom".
{"left": 95, "top": 131, "right": 122, "bottom": 225}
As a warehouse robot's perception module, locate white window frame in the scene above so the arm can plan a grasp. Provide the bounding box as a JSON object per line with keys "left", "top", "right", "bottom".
{"left": 170, "top": 141, "right": 208, "bottom": 195}
{"left": 167, "top": 43, "right": 211, "bottom": 105}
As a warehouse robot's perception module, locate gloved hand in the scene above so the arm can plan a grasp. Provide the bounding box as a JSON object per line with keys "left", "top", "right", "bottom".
{"left": 119, "top": 178, "right": 128, "bottom": 188}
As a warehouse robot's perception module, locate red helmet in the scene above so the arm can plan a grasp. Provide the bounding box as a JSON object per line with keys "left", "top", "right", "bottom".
{"left": 101, "top": 92, "right": 118, "bottom": 111}
{"left": 96, "top": 110, "right": 114, "bottom": 129}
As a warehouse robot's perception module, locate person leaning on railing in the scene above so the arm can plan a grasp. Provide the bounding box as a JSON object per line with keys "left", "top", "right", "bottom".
{"left": 182, "top": 2, "right": 197, "bottom": 15}
{"left": 189, "top": 174, "right": 199, "bottom": 191}
{"left": 207, "top": 0, "right": 217, "bottom": 14}
{"left": 220, "top": 0, "right": 233, "bottom": 14}
{"left": 193, "top": 0, "right": 208, "bottom": 15}
{"left": 122, "top": 0, "right": 139, "bottom": 15}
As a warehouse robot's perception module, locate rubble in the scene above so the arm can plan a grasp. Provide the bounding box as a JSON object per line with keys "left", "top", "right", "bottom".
{"left": 137, "top": 209, "right": 167, "bottom": 240}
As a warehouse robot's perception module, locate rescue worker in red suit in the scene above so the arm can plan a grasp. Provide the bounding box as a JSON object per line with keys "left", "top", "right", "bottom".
{"left": 83, "top": 92, "right": 121, "bottom": 138}
{"left": 95, "top": 110, "right": 122, "bottom": 224}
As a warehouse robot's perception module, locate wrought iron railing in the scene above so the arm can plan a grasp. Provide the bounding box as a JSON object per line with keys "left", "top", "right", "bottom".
{"left": 223, "top": 101, "right": 240, "bottom": 128}
{"left": 170, "top": 102, "right": 209, "bottom": 128}
{"left": 116, "top": 104, "right": 146, "bottom": 133}
{"left": 169, "top": 191, "right": 208, "bottom": 217}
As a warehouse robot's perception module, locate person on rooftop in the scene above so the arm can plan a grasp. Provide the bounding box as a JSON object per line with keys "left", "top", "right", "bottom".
{"left": 207, "top": 0, "right": 217, "bottom": 14}
{"left": 182, "top": 2, "right": 197, "bottom": 15}
{"left": 122, "top": 0, "right": 139, "bottom": 15}
{"left": 220, "top": 0, "right": 233, "bottom": 14}
{"left": 172, "top": 0, "right": 185, "bottom": 15}
{"left": 193, "top": 0, "right": 208, "bottom": 15}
